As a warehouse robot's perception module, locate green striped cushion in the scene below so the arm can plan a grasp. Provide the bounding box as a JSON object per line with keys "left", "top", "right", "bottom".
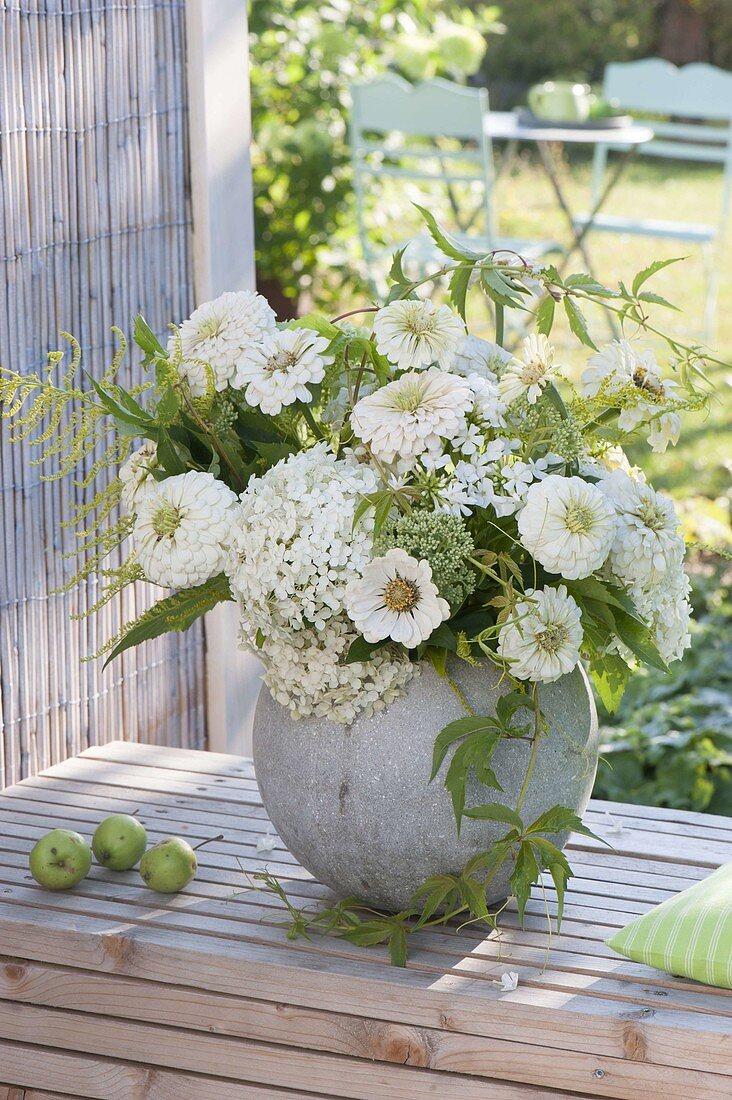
{"left": 607, "top": 862, "right": 732, "bottom": 989}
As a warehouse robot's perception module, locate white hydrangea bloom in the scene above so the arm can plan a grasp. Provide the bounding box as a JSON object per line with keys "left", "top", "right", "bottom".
{"left": 350, "top": 367, "right": 473, "bottom": 464}
{"left": 225, "top": 445, "right": 413, "bottom": 721}
{"left": 372, "top": 298, "right": 465, "bottom": 370}
{"left": 170, "top": 290, "right": 276, "bottom": 396}
{"left": 518, "top": 474, "right": 616, "bottom": 579}
{"left": 345, "top": 548, "right": 450, "bottom": 649}
{"left": 499, "top": 334, "right": 558, "bottom": 405}
{"left": 232, "top": 327, "right": 333, "bottom": 415}
{"left": 601, "top": 469, "right": 685, "bottom": 586}
{"left": 119, "top": 442, "right": 158, "bottom": 513}
{"left": 134, "top": 471, "right": 238, "bottom": 588}
{"left": 498, "top": 585, "right": 583, "bottom": 683}
{"left": 257, "top": 618, "right": 416, "bottom": 724}
{"left": 452, "top": 333, "right": 511, "bottom": 379}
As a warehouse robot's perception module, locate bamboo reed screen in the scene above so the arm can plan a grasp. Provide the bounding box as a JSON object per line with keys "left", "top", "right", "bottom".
{"left": 0, "top": 0, "right": 207, "bottom": 787}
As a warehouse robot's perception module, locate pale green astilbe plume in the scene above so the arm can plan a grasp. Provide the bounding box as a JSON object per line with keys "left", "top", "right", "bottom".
{"left": 0, "top": 330, "right": 150, "bottom": 624}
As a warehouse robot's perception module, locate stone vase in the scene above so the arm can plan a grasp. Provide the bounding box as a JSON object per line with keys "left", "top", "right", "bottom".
{"left": 252, "top": 660, "right": 599, "bottom": 912}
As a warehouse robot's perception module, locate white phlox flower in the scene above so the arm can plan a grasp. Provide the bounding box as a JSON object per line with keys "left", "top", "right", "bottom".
{"left": 134, "top": 471, "right": 238, "bottom": 588}
{"left": 233, "top": 327, "right": 333, "bottom": 415}
{"left": 498, "top": 585, "right": 583, "bottom": 683}
{"left": 499, "top": 334, "right": 558, "bottom": 405}
{"left": 350, "top": 367, "right": 473, "bottom": 464}
{"left": 119, "top": 442, "right": 159, "bottom": 513}
{"left": 345, "top": 548, "right": 450, "bottom": 649}
{"left": 467, "top": 371, "right": 508, "bottom": 429}
{"left": 518, "top": 475, "right": 616, "bottom": 579}
{"left": 170, "top": 290, "right": 276, "bottom": 396}
{"left": 373, "top": 298, "right": 465, "bottom": 370}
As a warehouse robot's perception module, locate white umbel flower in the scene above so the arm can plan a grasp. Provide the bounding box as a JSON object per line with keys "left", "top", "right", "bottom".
{"left": 351, "top": 367, "right": 473, "bottom": 464}
{"left": 499, "top": 334, "right": 558, "bottom": 405}
{"left": 373, "top": 298, "right": 465, "bottom": 370}
{"left": 601, "top": 469, "right": 684, "bottom": 585}
{"left": 345, "top": 548, "right": 450, "bottom": 649}
{"left": 232, "top": 327, "right": 332, "bottom": 415}
{"left": 498, "top": 585, "right": 583, "bottom": 683}
{"left": 133, "top": 471, "right": 237, "bottom": 588}
{"left": 518, "top": 474, "right": 616, "bottom": 579}
{"left": 171, "top": 290, "right": 276, "bottom": 396}
{"left": 119, "top": 442, "right": 158, "bottom": 513}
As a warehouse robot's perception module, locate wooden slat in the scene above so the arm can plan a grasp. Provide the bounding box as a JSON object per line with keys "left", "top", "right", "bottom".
{"left": 0, "top": 1041, "right": 345, "bottom": 1100}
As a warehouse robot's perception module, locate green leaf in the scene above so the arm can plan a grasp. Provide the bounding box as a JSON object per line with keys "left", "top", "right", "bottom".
{"left": 424, "top": 623, "right": 457, "bottom": 652}
{"left": 480, "top": 266, "right": 524, "bottom": 308}
{"left": 495, "top": 690, "right": 532, "bottom": 731}
{"left": 535, "top": 294, "right": 555, "bottom": 336}
{"left": 413, "top": 203, "right": 484, "bottom": 263}
{"left": 566, "top": 576, "right": 643, "bottom": 621}
{"left": 388, "top": 247, "right": 409, "bottom": 284}
{"left": 527, "top": 805, "right": 607, "bottom": 844}
{"left": 449, "top": 264, "right": 472, "bottom": 320}
{"left": 464, "top": 803, "right": 523, "bottom": 829}
{"left": 253, "top": 440, "right": 296, "bottom": 465}
{"left": 612, "top": 607, "right": 669, "bottom": 672}
{"left": 84, "top": 371, "right": 155, "bottom": 431}
{"left": 389, "top": 925, "right": 408, "bottom": 967}
{"left": 134, "top": 314, "right": 169, "bottom": 364}
{"left": 156, "top": 430, "right": 188, "bottom": 475}
{"left": 564, "top": 273, "right": 616, "bottom": 298}
{"left": 589, "top": 652, "right": 632, "bottom": 713}
{"left": 344, "top": 635, "right": 389, "bottom": 664}
{"left": 459, "top": 875, "right": 490, "bottom": 921}
{"left": 631, "top": 257, "right": 685, "bottom": 297}
{"left": 637, "top": 291, "right": 679, "bottom": 312}
{"left": 510, "top": 842, "right": 540, "bottom": 922}
{"left": 291, "top": 313, "right": 340, "bottom": 340}
{"left": 430, "top": 715, "right": 498, "bottom": 780}
{"left": 563, "top": 297, "right": 597, "bottom": 350}
{"left": 104, "top": 574, "right": 232, "bottom": 668}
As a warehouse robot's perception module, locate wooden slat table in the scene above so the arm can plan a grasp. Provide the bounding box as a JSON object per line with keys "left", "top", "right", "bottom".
{"left": 0, "top": 741, "right": 730, "bottom": 1099}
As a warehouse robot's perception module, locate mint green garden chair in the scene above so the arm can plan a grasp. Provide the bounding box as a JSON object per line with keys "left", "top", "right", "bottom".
{"left": 350, "top": 74, "right": 556, "bottom": 291}
{"left": 575, "top": 59, "right": 732, "bottom": 338}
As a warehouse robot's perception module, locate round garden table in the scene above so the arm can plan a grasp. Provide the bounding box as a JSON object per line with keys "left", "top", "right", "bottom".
{"left": 483, "top": 111, "right": 654, "bottom": 280}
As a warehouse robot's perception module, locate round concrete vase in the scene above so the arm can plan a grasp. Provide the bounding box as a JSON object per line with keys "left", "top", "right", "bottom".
{"left": 252, "top": 660, "right": 599, "bottom": 912}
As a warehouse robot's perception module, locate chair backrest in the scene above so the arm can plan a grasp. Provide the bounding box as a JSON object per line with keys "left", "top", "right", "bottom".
{"left": 603, "top": 59, "right": 732, "bottom": 166}
{"left": 350, "top": 74, "right": 495, "bottom": 260}
{"left": 594, "top": 59, "right": 732, "bottom": 229}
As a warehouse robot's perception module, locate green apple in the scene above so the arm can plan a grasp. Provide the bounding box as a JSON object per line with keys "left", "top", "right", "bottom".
{"left": 139, "top": 837, "right": 198, "bottom": 893}
{"left": 29, "top": 829, "right": 92, "bottom": 890}
{"left": 93, "top": 814, "right": 147, "bottom": 871}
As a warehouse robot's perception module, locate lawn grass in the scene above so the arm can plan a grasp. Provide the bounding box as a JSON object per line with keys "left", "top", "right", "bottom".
{"left": 491, "top": 149, "right": 732, "bottom": 500}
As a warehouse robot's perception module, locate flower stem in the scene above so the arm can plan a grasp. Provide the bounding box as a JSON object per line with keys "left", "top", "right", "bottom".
{"left": 495, "top": 304, "right": 505, "bottom": 348}
{"left": 516, "top": 687, "right": 543, "bottom": 814}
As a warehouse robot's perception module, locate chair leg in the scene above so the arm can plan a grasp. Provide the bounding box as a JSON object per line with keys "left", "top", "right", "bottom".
{"left": 702, "top": 241, "right": 720, "bottom": 344}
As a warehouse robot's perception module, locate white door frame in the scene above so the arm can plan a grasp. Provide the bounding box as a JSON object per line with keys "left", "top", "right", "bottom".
{"left": 185, "top": 0, "right": 262, "bottom": 754}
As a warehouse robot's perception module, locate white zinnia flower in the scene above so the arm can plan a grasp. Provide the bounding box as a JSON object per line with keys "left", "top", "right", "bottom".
{"left": 498, "top": 585, "right": 583, "bottom": 683}
{"left": 499, "top": 334, "right": 558, "bottom": 405}
{"left": 373, "top": 298, "right": 465, "bottom": 370}
{"left": 350, "top": 367, "right": 473, "bottom": 464}
{"left": 452, "top": 333, "right": 511, "bottom": 378}
{"left": 345, "top": 548, "right": 450, "bottom": 649}
{"left": 170, "top": 290, "right": 276, "bottom": 396}
{"left": 119, "top": 442, "right": 158, "bottom": 513}
{"left": 133, "top": 471, "right": 237, "bottom": 588}
{"left": 518, "top": 475, "right": 616, "bottom": 579}
{"left": 601, "top": 469, "right": 684, "bottom": 586}
{"left": 232, "top": 327, "right": 332, "bottom": 415}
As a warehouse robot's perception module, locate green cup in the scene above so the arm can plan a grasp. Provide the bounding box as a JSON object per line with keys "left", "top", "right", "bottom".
{"left": 527, "top": 81, "right": 594, "bottom": 123}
